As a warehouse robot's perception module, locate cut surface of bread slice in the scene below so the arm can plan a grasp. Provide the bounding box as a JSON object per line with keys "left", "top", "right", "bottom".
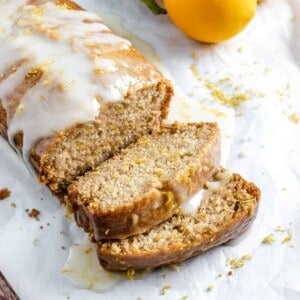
{"left": 97, "top": 170, "right": 260, "bottom": 270}
{"left": 0, "top": 0, "right": 172, "bottom": 195}
{"left": 68, "top": 122, "right": 221, "bottom": 240}
{"left": 31, "top": 81, "right": 171, "bottom": 195}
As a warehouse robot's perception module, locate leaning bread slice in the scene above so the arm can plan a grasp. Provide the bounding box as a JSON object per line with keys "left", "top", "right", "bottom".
{"left": 97, "top": 170, "right": 260, "bottom": 270}
{"left": 68, "top": 122, "right": 221, "bottom": 240}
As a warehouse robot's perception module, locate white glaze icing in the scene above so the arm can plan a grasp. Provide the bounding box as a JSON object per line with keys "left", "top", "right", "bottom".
{"left": 180, "top": 170, "right": 232, "bottom": 215}
{"left": 205, "top": 169, "right": 232, "bottom": 192}
{"left": 0, "top": 0, "right": 133, "bottom": 169}
{"left": 62, "top": 242, "right": 123, "bottom": 292}
{"left": 180, "top": 189, "right": 204, "bottom": 215}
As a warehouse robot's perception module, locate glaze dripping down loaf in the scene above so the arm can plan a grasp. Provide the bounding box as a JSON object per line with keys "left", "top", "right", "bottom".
{"left": 0, "top": 0, "right": 172, "bottom": 194}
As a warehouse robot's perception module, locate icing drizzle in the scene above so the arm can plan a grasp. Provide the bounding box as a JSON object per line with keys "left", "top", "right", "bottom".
{"left": 0, "top": 0, "right": 132, "bottom": 169}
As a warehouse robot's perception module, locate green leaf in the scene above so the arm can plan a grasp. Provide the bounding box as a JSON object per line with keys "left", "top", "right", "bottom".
{"left": 141, "top": 0, "right": 167, "bottom": 15}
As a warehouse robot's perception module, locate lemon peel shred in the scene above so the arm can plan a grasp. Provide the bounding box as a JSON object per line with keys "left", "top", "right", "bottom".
{"left": 262, "top": 234, "right": 275, "bottom": 244}
{"left": 281, "top": 229, "right": 293, "bottom": 244}
{"left": 160, "top": 284, "right": 171, "bottom": 295}
{"left": 288, "top": 114, "right": 300, "bottom": 124}
{"left": 206, "top": 285, "right": 215, "bottom": 292}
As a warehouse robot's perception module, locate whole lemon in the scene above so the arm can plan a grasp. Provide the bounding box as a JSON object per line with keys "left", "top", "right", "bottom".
{"left": 164, "top": 0, "right": 257, "bottom": 43}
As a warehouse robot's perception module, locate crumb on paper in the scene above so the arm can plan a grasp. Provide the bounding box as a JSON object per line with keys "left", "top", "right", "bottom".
{"left": 282, "top": 236, "right": 292, "bottom": 244}
{"left": 217, "top": 273, "right": 223, "bottom": 278}
{"left": 10, "top": 202, "right": 16, "bottom": 208}
{"left": 190, "top": 63, "right": 202, "bottom": 81}
{"left": 206, "top": 285, "right": 215, "bottom": 292}
{"left": 181, "top": 296, "right": 188, "bottom": 300}
{"left": 275, "top": 225, "right": 286, "bottom": 232}
{"left": 228, "top": 271, "right": 233, "bottom": 276}
{"left": 199, "top": 104, "right": 226, "bottom": 118}
{"left": 210, "top": 87, "right": 249, "bottom": 108}
{"left": 33, "top": 238, "right": 38, "bottom": 246}
{"left": 188, "top": 58, "right": 253, "bottom": 108}
{"left": 281, "top": 229, "right": 293, "bottom": 244}
{"left": 191, "top": 51, "right": 198, "bottom": 59}
{"left": 217, "top": 77, "right": 232, "bottom": 86}
{"left": 226, "top": 254, "right": 252, "bottom": 270}
{"left": 228, "top": 258, "right": 244, "bottom": 269}
{"left": 288, "top": 114, "right": 300, "bottom": 124}
{"left": 61, "top": 246, "right": 66, "bottom": 250}
{"left": 262, "top": 234, "right": 275, "bottom": 244}
{"left": 241, "top": 254, "right": 253, "bottom": 261}
{"left": 0, "top": 188, "right": 11, "bottom": 200}
{"left": 25, "top": 208, "right": 40, "bottom": 220}
{"left": 237, "top": 46, "right": 243, "bottom": 53}
{"left": 160, "top": 284, "right": 171, "bottom": 295}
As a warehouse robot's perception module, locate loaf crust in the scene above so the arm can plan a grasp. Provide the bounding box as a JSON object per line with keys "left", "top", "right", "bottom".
{"left": 97, "top": 172, "right": 260, "bottom": 270}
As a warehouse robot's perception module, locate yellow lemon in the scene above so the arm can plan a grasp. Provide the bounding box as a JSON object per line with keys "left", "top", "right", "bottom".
{"left": 164, "top": 0, "right": 257, "bottom": 43}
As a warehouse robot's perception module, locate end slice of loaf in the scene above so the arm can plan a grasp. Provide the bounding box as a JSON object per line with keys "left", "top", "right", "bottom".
{"left": 68, "top": 122, "right": 221, "bottom": 240}
{"left": 97, "top": 170, "right": 260, "bottom": 270}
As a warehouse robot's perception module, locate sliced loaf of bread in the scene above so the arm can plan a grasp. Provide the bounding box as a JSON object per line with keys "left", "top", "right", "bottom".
{"left": 68, "top": 123, "right": 221, "bottom": 240}
{"left": 97, "top": 170, "right": 260, "bottom": 270}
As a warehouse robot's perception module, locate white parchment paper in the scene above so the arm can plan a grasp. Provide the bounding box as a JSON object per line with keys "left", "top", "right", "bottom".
{"left": 1, "top": 0, "right": 300, "bottom": 299}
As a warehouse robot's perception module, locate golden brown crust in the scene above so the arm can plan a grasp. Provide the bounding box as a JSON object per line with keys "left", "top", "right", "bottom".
{"left": 97, "top": 173, "right": 260, "bottom": 270}
{"left": 68, "top": 123, "right": 220, "bottom": 240}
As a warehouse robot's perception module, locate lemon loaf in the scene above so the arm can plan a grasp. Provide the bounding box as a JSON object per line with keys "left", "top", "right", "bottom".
{"left": 0, "top": 0, "right": 172, "bottom": 194}
{"left": 68, "top": 123, "right": 221, "bottom": 240}
{"left": 98, "top": 170, "right": 260, "bottom": 270}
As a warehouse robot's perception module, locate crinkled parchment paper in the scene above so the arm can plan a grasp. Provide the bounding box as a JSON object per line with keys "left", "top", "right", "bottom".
{"left": 0, "top": 0, "right": 300, "bottom": 299}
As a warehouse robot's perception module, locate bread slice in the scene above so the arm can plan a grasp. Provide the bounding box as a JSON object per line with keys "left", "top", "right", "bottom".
{"left": 31, "top": 79, "right": 171, "bottom": 195}
{"left": 68, "top": 123, "right": 221, "bottom": 240}
{"left": 97, "top": 170, "right": 260, "bottom": 270}
{"left": 0, "top": 0, "right": 172, "bottom": 195}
